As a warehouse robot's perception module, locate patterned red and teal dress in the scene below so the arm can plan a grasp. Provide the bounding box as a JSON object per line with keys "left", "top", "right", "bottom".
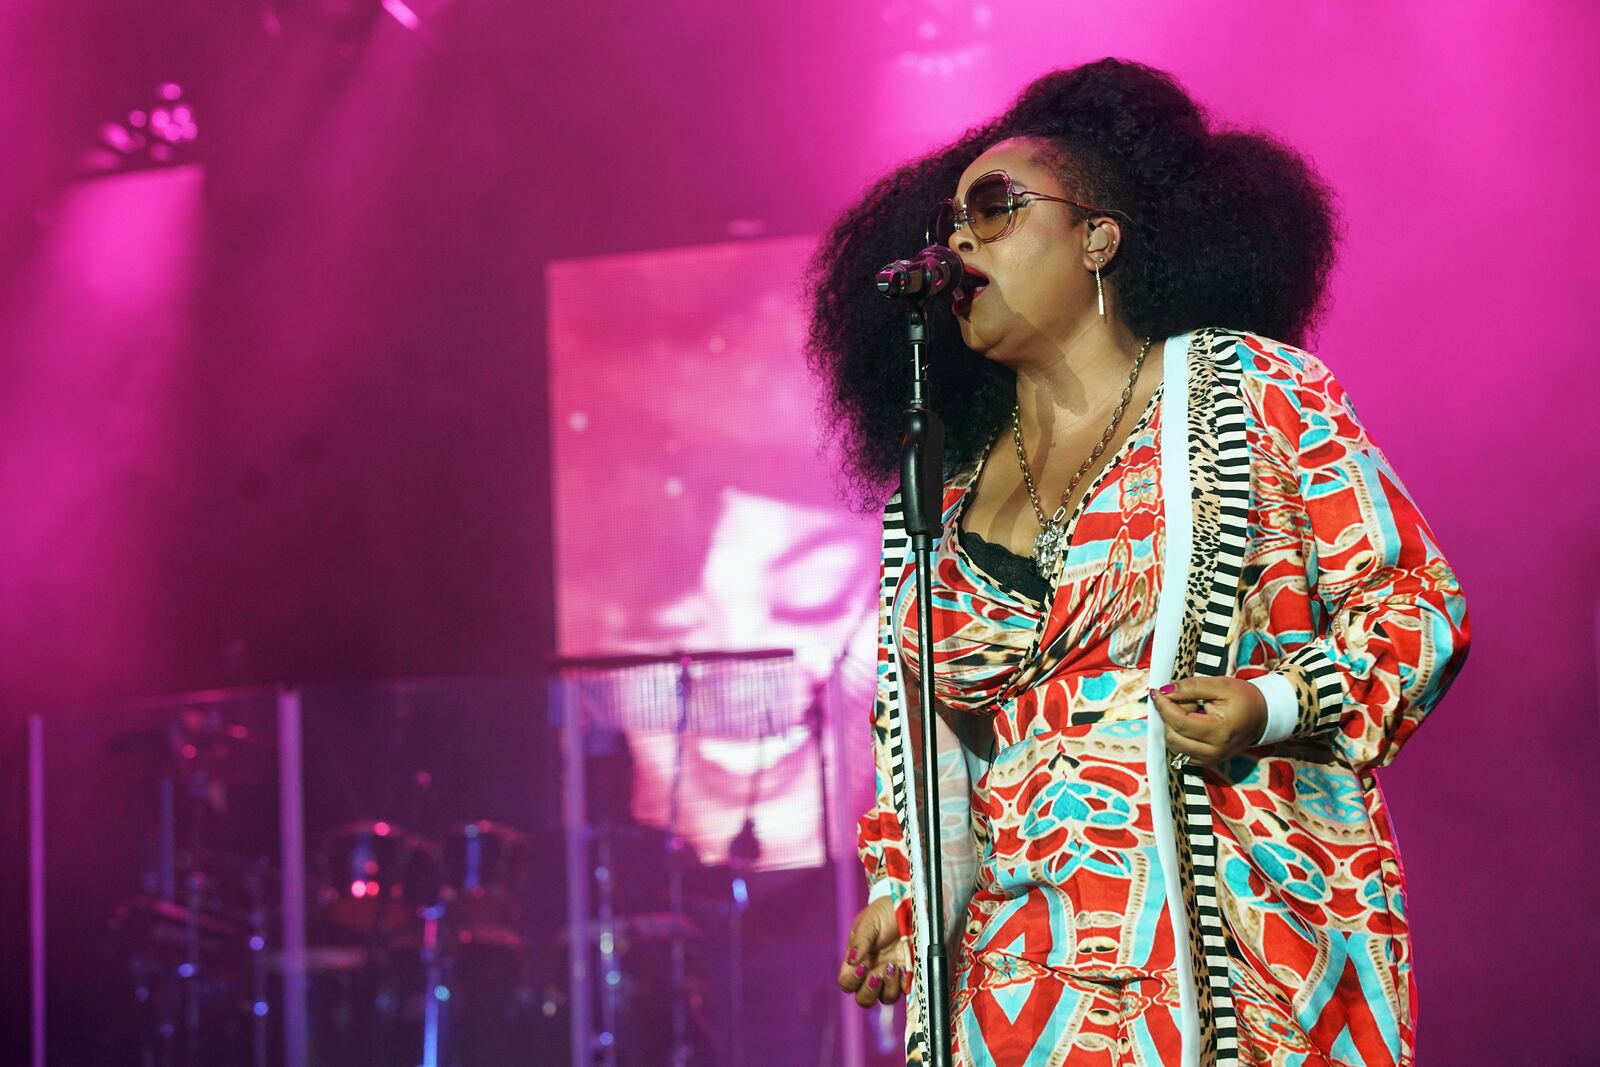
{"left": 859, "top": 329, "right": 1472, "bottom": 1066}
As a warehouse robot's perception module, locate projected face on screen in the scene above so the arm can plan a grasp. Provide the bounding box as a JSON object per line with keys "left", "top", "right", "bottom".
{"left": 653, "top": 488, "right": 875, "bottom": 659}
{"left": 548, "top": 236, "right": 880, "bottom": 870}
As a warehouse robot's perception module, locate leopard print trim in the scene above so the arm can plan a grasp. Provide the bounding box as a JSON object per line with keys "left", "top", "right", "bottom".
{"left": 1166, "top": 328, "right": 1254, "bottom": 1066}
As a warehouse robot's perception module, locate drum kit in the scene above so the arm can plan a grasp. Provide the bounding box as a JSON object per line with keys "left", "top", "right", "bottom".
{"left": 307, "top": 817, "right": 531, "bottom": 1067}
{"left": 103, "top": 705, "right": 533, "bottom": 1067}
{"left": 316, "top": 817, "right": 527, "bottom": 935}
{"left": 93, "top": 650, "right": 817, "bottom": 1066}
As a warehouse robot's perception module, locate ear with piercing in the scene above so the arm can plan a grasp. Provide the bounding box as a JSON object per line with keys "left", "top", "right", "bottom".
{"left": 1087, "top": 220, "right": 1120, "bottom": 319}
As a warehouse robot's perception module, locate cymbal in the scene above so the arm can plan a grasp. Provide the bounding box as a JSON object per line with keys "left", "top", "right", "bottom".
{"left": 107, "top": 896, "right": 252, "bottom": 942}
{"left": 554, "top": 911, "right": 702, "bottom": 947}
{"left": 547, "top": 647, "right": 794, "bottom": 671}
{"left": 389, "top": 922, "right": 525, "bottom": 955}
{"left": 266, "top": 945, "right": 368, "bottom": 974}
{"left": 107, "top": 715, "right": 274, "bottom": 785}
{"left": 164, "top": 847, "right": 281, "bottom": 881}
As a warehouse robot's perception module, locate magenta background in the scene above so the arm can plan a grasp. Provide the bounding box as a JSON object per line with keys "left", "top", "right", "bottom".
{"left": 1, "top": 1, "right": 1596, "bottom": 1062}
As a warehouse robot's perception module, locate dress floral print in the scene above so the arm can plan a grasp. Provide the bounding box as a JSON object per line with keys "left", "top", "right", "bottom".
{"left": 856, "top": 329, "right": 1471, "bottom": 1067}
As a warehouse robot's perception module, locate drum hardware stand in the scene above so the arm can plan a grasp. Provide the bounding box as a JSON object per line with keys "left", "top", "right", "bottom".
{"left": 556, "top": 671, "right": 597, "bottom": 1067}
{"left": 246, "top": 863, "right": 269, "bottom": 1067}
{"left": 724, "top": 688, "right": 775, "bottom": 1067}
{"left": 592, "top": 829, "right": 623, "bottom": 1067}
{"left": 366, "top": 902, "right": 398, "bottom": 1067}
{"left": 176, "top": 744, "right": 219, "bottom": 1065}
{"left": 418, "top": 902, "right": 452, "bottom": 1067}
{"left": 803, "top": 677, "right": 835, "bottom": 871}
{"left": 159, "top": 773, "right": 177, "bottom": 899}
{"left": 148, "top": 770, "right": 182, "bottom": 1067}
{"left": 726, "top": 819, "right": 759, "bottom": 1067}
{"left": 664, "top": 655, "right": 695, "bottom": 1067}
{"left": 181, "top": 865, "right": 203, "bottom": 1065}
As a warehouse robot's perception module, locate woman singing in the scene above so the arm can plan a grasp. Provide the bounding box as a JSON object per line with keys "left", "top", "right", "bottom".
{"left": 811, "top": 59, "right": 1470, "bottom": 1066}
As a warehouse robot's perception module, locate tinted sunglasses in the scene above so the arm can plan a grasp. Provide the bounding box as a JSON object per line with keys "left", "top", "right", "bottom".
{"left": 927, "top": 170, "right": 1131, "bottom": 246}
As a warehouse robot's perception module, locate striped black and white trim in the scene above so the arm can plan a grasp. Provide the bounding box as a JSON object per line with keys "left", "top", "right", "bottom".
{"left": 876, "top": 493, "right": 934, "bottom": 1062}
{"left": 1284, "top": 640, "right": 1345, "bottom": 736}
{"left": 1192, "top": 335, "right": 1253, "bottom": 1060}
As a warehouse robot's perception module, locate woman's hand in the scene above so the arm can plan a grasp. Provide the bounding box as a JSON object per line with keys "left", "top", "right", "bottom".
{"left": 1149, "top": 676, "right": 1269, "bottom": 767}
{"left": 837, "top": 896, "right": 912, "bottom": 1008}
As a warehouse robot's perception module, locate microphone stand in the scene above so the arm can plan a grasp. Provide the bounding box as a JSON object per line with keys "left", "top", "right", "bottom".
{"left": 896, "top": 302, "right": 952, "bottom": 1067}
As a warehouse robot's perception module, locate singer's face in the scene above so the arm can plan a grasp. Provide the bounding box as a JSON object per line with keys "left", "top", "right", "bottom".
{"left": 943, "top": 138, "right": 1096, "bottom": 366}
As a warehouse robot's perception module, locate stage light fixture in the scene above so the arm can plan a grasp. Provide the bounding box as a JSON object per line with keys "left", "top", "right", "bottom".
{"left": 881, "top": 0, "right": 992, "bottom": 77}
{"left": 81, "top": 83, "right": 200, "bottom": 177}
{"left": 381, "top": 0, "right": 421, "bottom": 30}
{"left": 261, "top": 0, "right": 381, "bottom": 41}
{"left": 261, "top": 0, "right": 453, "bottom": 40}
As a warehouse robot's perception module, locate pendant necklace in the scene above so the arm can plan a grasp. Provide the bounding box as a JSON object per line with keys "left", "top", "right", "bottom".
{"left": 1013, "top": 336, "right": 1153, "bottom": 581}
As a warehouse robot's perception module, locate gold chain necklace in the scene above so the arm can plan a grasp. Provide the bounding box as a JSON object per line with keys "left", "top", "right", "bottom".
{"left": 1013, "top": 336, "right": 1153, "bottom": 580}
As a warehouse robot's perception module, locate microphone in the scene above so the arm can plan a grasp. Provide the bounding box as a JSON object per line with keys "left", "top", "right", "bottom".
{"left": 876, "top": 245, "right": 965, "bottom": 300}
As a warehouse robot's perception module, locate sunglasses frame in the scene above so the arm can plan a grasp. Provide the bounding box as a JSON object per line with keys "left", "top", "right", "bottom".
{"left": 927, "top": 170, "right": 1132, "bottom": 247}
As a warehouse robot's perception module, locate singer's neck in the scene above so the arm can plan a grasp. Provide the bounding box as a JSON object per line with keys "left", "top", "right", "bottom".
{"left": 1012, "top": 318, "right": 1150, "bottom": 435}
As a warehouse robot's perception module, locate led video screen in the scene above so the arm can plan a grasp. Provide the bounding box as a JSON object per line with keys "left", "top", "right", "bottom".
{"left": 548, "top": 236, "right": 882, "bottom": 871}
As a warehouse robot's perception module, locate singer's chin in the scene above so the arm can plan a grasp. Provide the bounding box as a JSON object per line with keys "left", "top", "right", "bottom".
{"left": 952, "top": 317, "right": 989, "bottom": 357}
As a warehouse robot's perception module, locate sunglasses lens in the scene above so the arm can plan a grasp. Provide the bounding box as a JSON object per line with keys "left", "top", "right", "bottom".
{"left": 966, "top": 175, "right": 1012, "bottom": 241}
{"left": 928, "top": 202, "right": 956, "bottom": 246}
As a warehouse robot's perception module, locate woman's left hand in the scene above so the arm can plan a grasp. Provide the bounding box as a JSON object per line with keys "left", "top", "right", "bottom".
{"left": 1149, "top": 676, "right": 1269, "bottom": 767}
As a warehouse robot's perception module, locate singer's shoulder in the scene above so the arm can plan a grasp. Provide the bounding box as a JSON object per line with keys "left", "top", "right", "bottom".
{"left": 1190, "top": 328, "right": 1374, "bottom": 457}
{"left": 1190, "top": 326, "right": 1336, "bottom": 391}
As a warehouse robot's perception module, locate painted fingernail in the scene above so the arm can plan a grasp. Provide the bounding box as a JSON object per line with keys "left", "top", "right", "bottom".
{"left": 885, "top": 963, "right": 898, "bottom": 977}
{"left": 1159, "top": 683, "right": 1176, "bottom": 695}
{"left": 846, "top": 949, "right": 858, "bottom": 964}
{"left": 854, "top": 964, "right": 868, "bottom": 977}
{"left": 868, "top": 976, "right": 882, "bottom": 990}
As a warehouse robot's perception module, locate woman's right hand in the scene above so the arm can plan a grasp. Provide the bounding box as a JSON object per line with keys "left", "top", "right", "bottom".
{"left": 836, "top": 895, "right": 911, "bottom": 1007}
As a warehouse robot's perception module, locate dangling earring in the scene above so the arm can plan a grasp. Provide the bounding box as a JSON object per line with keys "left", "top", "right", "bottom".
{"left": 1095, "top": 255, "right": 1106, "bottom": 318}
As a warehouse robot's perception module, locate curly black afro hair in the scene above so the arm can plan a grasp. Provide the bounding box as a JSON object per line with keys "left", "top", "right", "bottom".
{"left": 807, "top": 58, "right": 1339, "bottom": 510}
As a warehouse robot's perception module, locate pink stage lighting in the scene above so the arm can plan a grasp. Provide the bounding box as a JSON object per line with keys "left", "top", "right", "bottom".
{"left": 86, "top": 84, "right": 198, "bottom": 177}
{"left": 381, "top": 0, "right": 422, "bottom": 31}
